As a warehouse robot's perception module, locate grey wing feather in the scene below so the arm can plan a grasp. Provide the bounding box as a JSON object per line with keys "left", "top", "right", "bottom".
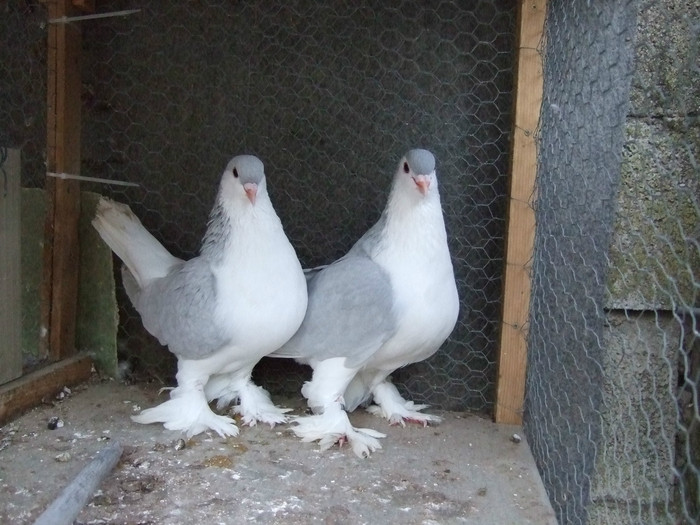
{"left": 274, "top": 254, "right": 397, "bottom": 369}
{"left": 132, "top": 259, "right": 232, "bottom": 360}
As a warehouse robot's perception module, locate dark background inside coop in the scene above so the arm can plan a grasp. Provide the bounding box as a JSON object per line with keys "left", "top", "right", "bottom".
{"left": 5, "top": 1, "right": 516, "bottom": 413}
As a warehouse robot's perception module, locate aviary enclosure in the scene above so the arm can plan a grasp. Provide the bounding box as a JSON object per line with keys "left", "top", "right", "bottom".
{"left": 0, "top": 1, "right": 697, "bottom": 523}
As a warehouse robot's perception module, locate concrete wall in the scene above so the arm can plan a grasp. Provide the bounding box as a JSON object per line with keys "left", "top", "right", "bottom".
{"left": 590, "top": 312, "right": 680, "bottom": 523}
{"left": 590, "top": 0, "right": 699, "bottom": 522}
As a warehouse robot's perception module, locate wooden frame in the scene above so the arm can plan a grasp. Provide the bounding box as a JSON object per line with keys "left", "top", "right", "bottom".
{"left": 13, "top": 1, "right": 543, "bottom": 425}
{"left": 40, "top": 0, "right": 85, "bottom": 361}
{"left": 494, "top": 0, "right": 546, "bottom": 424}
{"left": 0, "top": 354, "right": 93, "bottom": 426}
{"left": 0, "top": 0, "right": 98, "bottom": 424}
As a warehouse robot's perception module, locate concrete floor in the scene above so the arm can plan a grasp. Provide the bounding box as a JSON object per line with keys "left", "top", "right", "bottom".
{"left": 0, "top": 376, "right": 557, "bottom": 524}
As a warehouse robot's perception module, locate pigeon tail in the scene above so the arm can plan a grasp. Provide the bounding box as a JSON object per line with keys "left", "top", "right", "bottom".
{"left": 92, "top": 197, "right": 180, "bottom": 288}
{"left": 131, "top": 383, "right": 239, "bottom": 438}
{"left": 121, "top": 265, "right": 141, "bottom": 308}
{"left": 366, "top": 380, "right": 442, "bottom": 427}
{"left": 291, "top": 402, "right": 385, "bottom": 458}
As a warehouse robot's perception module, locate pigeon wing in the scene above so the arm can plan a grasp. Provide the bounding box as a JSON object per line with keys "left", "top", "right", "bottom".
{"left": 133, "top": 258, "right": 233, "bottom": 360}
{"left": 274, "top": 254, "right": 396, "bottom": 369}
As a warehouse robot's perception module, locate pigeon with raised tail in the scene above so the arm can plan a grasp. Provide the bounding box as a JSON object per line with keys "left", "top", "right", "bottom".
{"left": 93, "top": 155, "right": 308, "bottom": 438}
{"left": 272, "top": 149, "right": 459, "bottom": 457}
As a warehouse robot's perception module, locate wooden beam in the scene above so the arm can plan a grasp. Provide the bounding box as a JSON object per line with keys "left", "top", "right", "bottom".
{"left": 494, "top": 0, "right": 546, "bottom": 425}
{"left": 41, "top": 0, "right": 83, "bottom": 361}
{"left": 0, "top": 354, "right": 93, "bottom": 426}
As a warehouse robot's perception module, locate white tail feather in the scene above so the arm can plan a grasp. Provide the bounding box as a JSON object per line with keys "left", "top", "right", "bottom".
{"left": 92, "top": 197, "right": 181, "bottom": 288}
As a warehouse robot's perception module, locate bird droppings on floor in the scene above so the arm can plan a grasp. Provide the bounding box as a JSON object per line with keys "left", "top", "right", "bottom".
{"left": 0, "top": 376, "right": 557, "bottom": 524}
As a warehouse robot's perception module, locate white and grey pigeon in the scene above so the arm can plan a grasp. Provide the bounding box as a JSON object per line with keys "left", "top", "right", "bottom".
{"left": 92, "top": 155, "right": 308, "bottom": 438}
{"left": 271, "top": 149, "right": 459, "bottom": 457}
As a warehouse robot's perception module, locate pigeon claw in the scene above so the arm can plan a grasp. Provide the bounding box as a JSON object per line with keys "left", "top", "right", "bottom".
{"left": 291, "top": 409, "right": 385, "bottom": 458}
{"left": 368, "top": 402, "right": 442, "bottom": 427}
{"left": 388, "top": 415, "right": 407, "bottom": 427}
{"left": 388, "top": 415, "right": 429, "bottom": 427}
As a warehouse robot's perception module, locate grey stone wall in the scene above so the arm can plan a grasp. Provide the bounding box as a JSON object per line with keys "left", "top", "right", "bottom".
{"left": 525, "top": 2, "right": 638, "bottom": 523}
{"left": 607, "top": 0, "right": 699, "bottom": 311}
{"left": 590, "top": 312, "right": 680, "bottom": 523}
{"left": 590, "top": 0, "right": 699, "bottom": 522}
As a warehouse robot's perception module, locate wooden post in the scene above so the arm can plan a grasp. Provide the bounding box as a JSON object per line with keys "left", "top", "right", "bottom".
{"left": 494, "top": 0, "right": 546, "bottom": 425}
{"left": 41, "top": 0, "right": 83, "bottom": 361}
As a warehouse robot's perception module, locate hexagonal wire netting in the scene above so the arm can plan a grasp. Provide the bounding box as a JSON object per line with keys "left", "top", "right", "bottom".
{"left": 1, "top": 0, "right": 516, "bottom": 410}
{"left": 525, "top": 1, "right": 699, "bottom": 524}
{"left": 2, "top": 1, "right": 698, "bottom": 524}
{"left": 1, "top": 1, "right": 49, "bottom": 368}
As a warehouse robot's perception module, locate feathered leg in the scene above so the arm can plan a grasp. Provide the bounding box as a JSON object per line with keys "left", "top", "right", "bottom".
{"left": 367, "top": 379, "right": 442, "bottom": 426}
{"left": 292, "top": 358, "right": 385, "bottom": 458}
{"left": 204, "top": 368, "right": 291, "bottom": 427}
{"left": 132, "top": 359, "right": 238, "bottom": 438}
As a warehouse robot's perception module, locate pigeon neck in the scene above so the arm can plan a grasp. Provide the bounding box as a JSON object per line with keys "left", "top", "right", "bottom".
{"left": 200, "top": 191, "right": 279, "bottom": 264}
{"left": 200, "top": 198, "right": 232, "bottom": 263}
{"left": 382, "top": 186, "right": 446, "bottom": 248}
{"left": 387, "top": 180, "right": 440, "bottom": 217}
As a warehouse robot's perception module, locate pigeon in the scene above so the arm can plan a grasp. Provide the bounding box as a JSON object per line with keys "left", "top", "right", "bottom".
{"left": 272, "top": 149, "right": 459, "bottom": 457}
{"left": 92, "top": 155, "right": 308, "bottom": 438}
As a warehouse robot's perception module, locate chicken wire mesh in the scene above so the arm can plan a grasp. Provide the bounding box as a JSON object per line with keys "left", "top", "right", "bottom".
{"left": 0, "top": 1, "right": 48, "bottom": 368}
{"left": 3, "top": 1, "right": 698, "bottom": 523}
{"left": 526, "top": 1, "right": 699, "bottom": 524}
{"left": 1, "top": 0, "right": 516, "bottom": 410}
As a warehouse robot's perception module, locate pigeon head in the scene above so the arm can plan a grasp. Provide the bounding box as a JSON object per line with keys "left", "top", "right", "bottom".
{"left": 395, "top": 149, "right": 437, "bottom": 198}
{"left": 220, "top": 154, "right": 267, "bottom": 206}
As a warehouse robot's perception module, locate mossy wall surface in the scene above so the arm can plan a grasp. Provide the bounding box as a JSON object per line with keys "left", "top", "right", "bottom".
{"left": 21, "top": 189, "right": 118, "bottom": 376}
{"left": 606, "top": 0, "right": 699, "bottom": 311}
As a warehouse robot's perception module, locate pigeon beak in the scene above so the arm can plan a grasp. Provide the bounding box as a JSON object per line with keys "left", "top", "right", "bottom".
{"left": 243, "top": 182, "right": 258, "bottom": 205}
{"left": 412, "top": 175, "right": 431, "bottom": 195}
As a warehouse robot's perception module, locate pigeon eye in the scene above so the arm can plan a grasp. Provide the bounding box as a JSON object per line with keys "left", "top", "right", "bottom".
{"left": 403, "top": 162, "right": 409, "bottom": 174}
{"left": 233, "top": 168, "right": 239, "bottom": 178}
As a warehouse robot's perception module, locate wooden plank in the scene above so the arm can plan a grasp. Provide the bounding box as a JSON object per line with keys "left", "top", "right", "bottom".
{"left": 0, "top": 354, "right": 93, "bottom": 426}
{"left": 494, "top": 0, "right": 546, "bottom": 425}
{"left": 0, "top": 149, "right": 23, "bottom": 385}
{"left": 41, "top": 0, "right": 83, "bottom": 361}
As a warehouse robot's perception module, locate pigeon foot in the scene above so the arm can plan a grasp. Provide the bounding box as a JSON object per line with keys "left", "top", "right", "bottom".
{"left": 368, "top": 380, "right": 442, "bottom": 427}
{"left": 291, "top": 403, "right": 385, "bottom": 458}
{"left": 132, "top": 387, "right": 239, "bottom": 438}
{"left": 234, "top": 382, "right": 292, "bottom": 427}
{"left": 366, "top": 402, "right": 441, "bottom": 427}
